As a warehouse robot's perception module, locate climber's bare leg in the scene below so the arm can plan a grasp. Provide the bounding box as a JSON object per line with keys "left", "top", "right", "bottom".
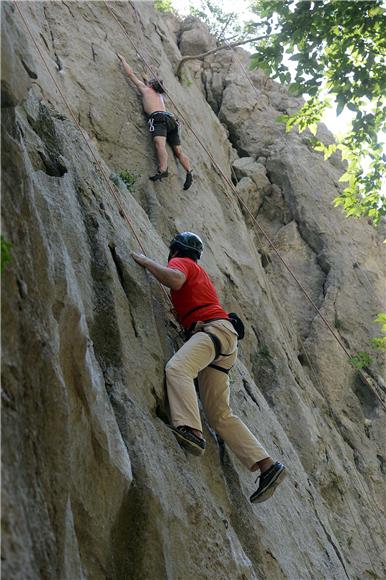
{"left": 153, "top": 136, "right": 168, "bottom": 172}
{"left": 173, "top": 145, "right": 193, "bottom": 190}
{"left": 172, "top": 144, "right": 191, "bottom": 172}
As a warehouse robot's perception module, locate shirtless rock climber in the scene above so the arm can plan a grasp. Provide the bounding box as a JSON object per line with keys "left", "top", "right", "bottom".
{"left": 117, "top": 53, "right": 193, "bottom": 190}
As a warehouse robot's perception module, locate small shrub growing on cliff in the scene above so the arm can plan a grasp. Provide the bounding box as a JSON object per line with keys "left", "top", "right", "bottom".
{"left": 349, "top": 351, "right": 372, "bottom": 370}
{"left": 119, "top": 170, "right": 137, "bottom": 192}
{"left": 1, "top": 236, "right": 12, "bottom": 272}
{"left": 334, "top": 317, "right": 344, "bottom": 330}
{"left": 258, "top": 344, "right": 272, "bottom": 361}
{"left": 154, "top": 0, "right": 174, "bottom": 13}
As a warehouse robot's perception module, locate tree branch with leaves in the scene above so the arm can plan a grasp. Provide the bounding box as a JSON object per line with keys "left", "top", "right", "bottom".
{"left": 249, "top": 0, "right": 386, "bottom": 224}
{"left": 176, "top": 0, "right": 267, "bottom": 76}
{"left": 176, "top": 34, "right": 267, "bottom": 78}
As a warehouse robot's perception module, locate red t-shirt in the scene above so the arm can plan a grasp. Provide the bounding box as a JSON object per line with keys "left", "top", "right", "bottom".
{"left": 168, "top": 257, "right": 228, "bottom": 329}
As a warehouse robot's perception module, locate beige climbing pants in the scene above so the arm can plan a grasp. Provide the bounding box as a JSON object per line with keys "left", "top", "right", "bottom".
{"left": 165, "top": 319, "right": 269, "bottom": 470}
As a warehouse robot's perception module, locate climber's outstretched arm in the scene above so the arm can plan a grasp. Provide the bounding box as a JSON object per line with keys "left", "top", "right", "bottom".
{"left": 132, "top": 253, "right": 186, "bottom": 290}
{"left": 117, "top": 53, "right": 146, "bottom": 93}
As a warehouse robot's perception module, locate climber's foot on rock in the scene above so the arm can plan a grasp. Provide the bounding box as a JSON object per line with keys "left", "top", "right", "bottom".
{"left": 250, "top": 462, "right": 287, "bottom": 503}
{"left": 149, "top": 168, "right": 168, "bottom": 182}
{"left": 183, "top": 171, "right": 193, "bottom": 190}
{"left": 169, "top": 425, "right": 206, "bottom": 456}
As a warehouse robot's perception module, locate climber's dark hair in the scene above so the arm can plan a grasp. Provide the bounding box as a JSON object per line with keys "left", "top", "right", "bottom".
{"left": 148, "top": 78, "right": 165, "bottom": 94}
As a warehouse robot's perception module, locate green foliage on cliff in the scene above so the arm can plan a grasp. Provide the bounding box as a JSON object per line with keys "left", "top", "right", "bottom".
{"left": 349, "top": 351, "right": 372, "bottom": 370}
{"left": 258, "top": 344, "right": 272, "bottom": 360}
{"left": 1, "top": 236, "right": 12, "bottom": 272}
{"left": 371, "top": 313, "right": 386, "bottom": 350}
{"left": 154, "top": 0, "right": 175, "bottom": 14}
{"left": 119, "top": 170, "right": 137, "bottom": 192}
{"left": 249, "top": 0, "right": 386, "bottom": 224}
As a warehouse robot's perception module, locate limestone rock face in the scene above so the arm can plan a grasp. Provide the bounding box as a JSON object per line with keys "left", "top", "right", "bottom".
{"left": 232, "top": 157, "right": 271, "bottom": 193}
{"left": 178, "top": 16, "right": 216, "bottom": 56}
{"left": 1, "top": 5, "right": 33, "bottom": 106}
{"left": 2, "top": 2, "right": 386, "bottom": 580}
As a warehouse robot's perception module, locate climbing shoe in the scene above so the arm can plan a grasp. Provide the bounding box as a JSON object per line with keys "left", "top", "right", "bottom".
{"left": 170, "top": 425, "right": 206, "bottom": 456}
{"left": 149, "top": 168, "right": 169, "bottom": 182}
{"left": 250, "top": 462, "right": 287, "bottom": 503}
{"left": 183, "top": 171, "right": 193, "bottom": 190}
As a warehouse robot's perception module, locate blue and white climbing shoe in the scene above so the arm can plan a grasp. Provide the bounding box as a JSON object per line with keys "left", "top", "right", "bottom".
{"left": 250, "top": 462, "right": 287, "bottom": 503}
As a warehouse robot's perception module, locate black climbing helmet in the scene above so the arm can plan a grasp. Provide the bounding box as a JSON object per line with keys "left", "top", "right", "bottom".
{"left": 148, "top": 78, "right": 165, "bottom": 94}
{"left": 169, "top": 232, "right": 204, "bottom": 260}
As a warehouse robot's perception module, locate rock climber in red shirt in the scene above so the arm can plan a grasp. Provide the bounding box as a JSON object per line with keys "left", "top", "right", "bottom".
{"left": 132, "top": 232, "right": 287, "bottom": 503}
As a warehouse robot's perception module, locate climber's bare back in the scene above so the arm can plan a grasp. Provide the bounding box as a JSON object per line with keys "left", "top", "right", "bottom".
{"left": 142, "top": 87, "right": 166, "bottom": 115}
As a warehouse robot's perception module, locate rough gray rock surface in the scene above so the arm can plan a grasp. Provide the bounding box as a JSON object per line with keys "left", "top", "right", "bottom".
{"left": 2, "top": 2, "right": 386, "bottom": 579}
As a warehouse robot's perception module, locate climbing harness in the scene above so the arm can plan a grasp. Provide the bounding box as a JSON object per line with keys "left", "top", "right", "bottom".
{"left": 205, "top": 329, "right": 236, "bottom": 374}
{"left": 185, "top": 318, "right": 238, "bottom": 374}
{"left": 208, "top": 363, "right": 231, "bottom": 375}
{"left": 147, "top": 111, "right": 175, "bottom": 132}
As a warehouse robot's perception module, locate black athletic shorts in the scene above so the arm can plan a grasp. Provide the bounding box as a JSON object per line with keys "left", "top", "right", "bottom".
{"left": 147, "top": 111, "right": 181, "bottom": 147}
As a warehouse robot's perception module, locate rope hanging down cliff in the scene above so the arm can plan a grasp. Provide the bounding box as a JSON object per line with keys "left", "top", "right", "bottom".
{"left": 105, "top": 2, "right": 386, "bottom": 411}
{"left": 12, "top": 1, "right": 178, "bottom": 324}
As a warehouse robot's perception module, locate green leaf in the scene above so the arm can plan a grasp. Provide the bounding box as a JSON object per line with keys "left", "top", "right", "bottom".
{"left": 154, "top": 0, "right": 174, "bottom": 13}
{"left": 1, "top": 236, "right": 12, "bottom": 272}
{"left": 336, "top": 101, "right": 345, "bottom": 116}
{"left": 374, "top": 313, "right": 386, "bottom": 325}
{"left": 349, "top": 351, "right": 372, "bottom": 369}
